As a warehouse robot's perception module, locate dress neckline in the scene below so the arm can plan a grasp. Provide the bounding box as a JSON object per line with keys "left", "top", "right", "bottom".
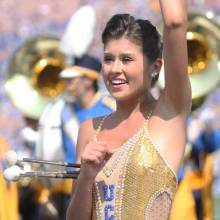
{"left": 92, "top": 110, "right": 152, "bottom": 151}
{"left": 102, "top": 122, "right": 145, "bottom": 178}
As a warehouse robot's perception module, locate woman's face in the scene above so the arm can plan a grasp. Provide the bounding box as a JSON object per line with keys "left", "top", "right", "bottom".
{"left": 102, "top": 37, "right": 153, "bottom": 101}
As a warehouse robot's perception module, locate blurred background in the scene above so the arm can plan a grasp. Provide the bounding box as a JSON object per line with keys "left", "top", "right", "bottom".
{"left": 1, "top": 0, "right": 220, "bottom": 219}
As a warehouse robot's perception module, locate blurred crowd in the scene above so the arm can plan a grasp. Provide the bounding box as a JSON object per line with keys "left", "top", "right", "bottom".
{"left": 1, "top": 0, "right": 220, "bottom": 220}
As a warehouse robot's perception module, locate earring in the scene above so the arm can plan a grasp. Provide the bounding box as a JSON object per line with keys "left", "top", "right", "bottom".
{"left": 151, "top": 72, "right": 158, "bottom": 78}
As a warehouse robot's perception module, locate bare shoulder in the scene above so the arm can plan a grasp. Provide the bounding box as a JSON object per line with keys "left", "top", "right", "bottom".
{"left": 76, "top": 116, "right": 109, "bottom": 162}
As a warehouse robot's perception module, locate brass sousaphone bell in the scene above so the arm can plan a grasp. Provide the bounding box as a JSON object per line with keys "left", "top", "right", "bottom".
{"left": 5, "top": 35, "right": 65, "bottom": 119}
{"left": 158, "top": 11, "right": 220, "bottom": 109}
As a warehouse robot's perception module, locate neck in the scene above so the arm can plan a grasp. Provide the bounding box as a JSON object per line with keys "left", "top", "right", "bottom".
{"left": 115, "top": 92, "right": 155, "bottom": 120}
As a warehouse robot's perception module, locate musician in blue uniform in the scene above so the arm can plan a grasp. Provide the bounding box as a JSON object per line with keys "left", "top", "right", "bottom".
{"left": 59, "top": 54, "right": 115, "bottom": 165}
{"left": 36, "top": 54, "right": 115, "bottom": 219}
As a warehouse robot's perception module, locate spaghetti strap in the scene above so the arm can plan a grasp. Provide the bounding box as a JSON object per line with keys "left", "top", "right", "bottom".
{"left": 92, "top": 110, "right": 152, "bottom": 143}
{"left": 92, "top": 115, "right": 109, "bottom": 143}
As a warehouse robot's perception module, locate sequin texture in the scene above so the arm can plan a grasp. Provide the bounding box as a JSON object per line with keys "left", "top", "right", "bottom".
{"left": 92, "top": 120, "right": 177, "bottom": 220}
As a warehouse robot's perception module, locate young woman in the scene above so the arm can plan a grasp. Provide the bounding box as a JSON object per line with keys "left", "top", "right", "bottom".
{"left": 66, "top": 0, "right": 191, "bottom": 219}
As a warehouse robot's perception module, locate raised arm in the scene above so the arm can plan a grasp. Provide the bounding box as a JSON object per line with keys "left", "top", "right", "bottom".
{"left": 159, "top": 0, "right": 191, "bottom": 114}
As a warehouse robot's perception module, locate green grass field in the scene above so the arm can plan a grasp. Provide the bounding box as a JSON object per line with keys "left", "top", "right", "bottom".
{"left": 213, "top": 196, "right": 220, "bottom": 220}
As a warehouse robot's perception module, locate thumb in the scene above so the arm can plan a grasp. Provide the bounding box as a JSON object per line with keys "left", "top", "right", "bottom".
{"left": 108, "top": 148, "right": 117, "bottom": 154}
{"left": 105, "top": 147, "right": 117, "bottom": 159}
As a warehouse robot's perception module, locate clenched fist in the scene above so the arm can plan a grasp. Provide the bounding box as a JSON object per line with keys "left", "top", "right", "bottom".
{"left": 80, "top": 141, "right": 113, "bottom": 180}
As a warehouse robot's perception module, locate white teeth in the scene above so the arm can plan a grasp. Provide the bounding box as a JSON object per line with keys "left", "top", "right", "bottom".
{"left": 111, "top": 79, "right": 127, "bottom": 85}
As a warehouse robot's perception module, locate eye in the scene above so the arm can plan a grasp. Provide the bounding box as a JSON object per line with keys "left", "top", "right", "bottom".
{"left": 121, "top": 56, "right": 133, "bottom": 64}
{"left": 104, "top": 55, "right": 114, "bottom": 64}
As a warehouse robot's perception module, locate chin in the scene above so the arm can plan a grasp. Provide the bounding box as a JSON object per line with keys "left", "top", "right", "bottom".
{"left": 109, "top": 91, "right": 135, "bottom": 102}
{"left": 107, "top": 85, "right": 142, "bottom": 101}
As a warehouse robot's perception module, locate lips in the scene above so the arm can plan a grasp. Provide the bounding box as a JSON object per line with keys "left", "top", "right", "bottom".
{"left": 110, "top": 79, "right": 128, "bottom": 86}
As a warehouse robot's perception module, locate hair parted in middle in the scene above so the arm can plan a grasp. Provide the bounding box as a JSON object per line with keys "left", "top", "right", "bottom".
{"left": 102, "top": 14, "right": 163, "bottom": 63}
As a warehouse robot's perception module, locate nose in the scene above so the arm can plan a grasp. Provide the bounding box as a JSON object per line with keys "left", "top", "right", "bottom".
{"left": 111, "top": 60, "right": 122, "bottom": 74}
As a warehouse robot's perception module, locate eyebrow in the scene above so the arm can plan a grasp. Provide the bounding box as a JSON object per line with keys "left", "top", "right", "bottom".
{"left": 104, "top": 52, "right": 135, "bottom": 56}
{"left": 104, "top": 52, "right": 113, "bottom": 56}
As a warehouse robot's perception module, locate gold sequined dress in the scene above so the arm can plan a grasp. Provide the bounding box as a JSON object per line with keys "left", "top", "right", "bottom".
{"left": 92, "top": 119, "right": 177, "bottom": 220}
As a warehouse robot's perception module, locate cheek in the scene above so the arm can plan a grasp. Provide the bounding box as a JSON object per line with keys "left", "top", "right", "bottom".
{"left": 143, "top": 71, "right": 150, "bottom": 81}
{"left": 102, "top": 64, "right": 108, "bottom": 74}
{"left": 101, "top": 69, "right": 109, "bottom": 83}
{"left": 131, "top": 72, "right": 150, "bottom": 90}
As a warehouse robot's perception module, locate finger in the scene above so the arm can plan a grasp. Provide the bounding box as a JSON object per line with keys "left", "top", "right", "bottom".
{"left": 86, "top": 144, "right": 108, "bottom": 154}
{"left": 89, "top": 151, "right": 104, "bottom": 160}
{"left": 104, "top": 153, "right": 112, "bottom": 162}
{"left": 91, "top": 145, "right": 107, "bottom": 153}
{"left": 107, "top": 147, "right": 117, "bottom": 155}
{"left": 84, "top": 154, "right": 101, "bottom": 165}
{"left": 104, "top": 149, "right": 115, "bottom": 162}
{"left": 94, "top": 141, "right": 108, "bottom": 149}
{"left": 90, "top": 142, "right": 109, "bottom": 153}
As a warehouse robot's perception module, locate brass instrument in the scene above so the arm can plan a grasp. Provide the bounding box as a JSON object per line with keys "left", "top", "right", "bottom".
{"left": 158, "top": 11, "right": 220, "bottom": 108}
{"left": 5, "top": 35, "right": 65, "bottom": 119}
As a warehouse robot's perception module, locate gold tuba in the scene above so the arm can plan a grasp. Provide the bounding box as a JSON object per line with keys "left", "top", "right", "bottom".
{"left": 158, "top": 11, "right": 220, "bottom": 109}
{"left": 5, "top": 35, "right": 65, "bottom": 119}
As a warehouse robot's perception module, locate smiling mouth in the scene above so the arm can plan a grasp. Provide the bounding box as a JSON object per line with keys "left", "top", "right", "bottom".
{"left": 110, "top": 79, "right": 128, "bottom": 86}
